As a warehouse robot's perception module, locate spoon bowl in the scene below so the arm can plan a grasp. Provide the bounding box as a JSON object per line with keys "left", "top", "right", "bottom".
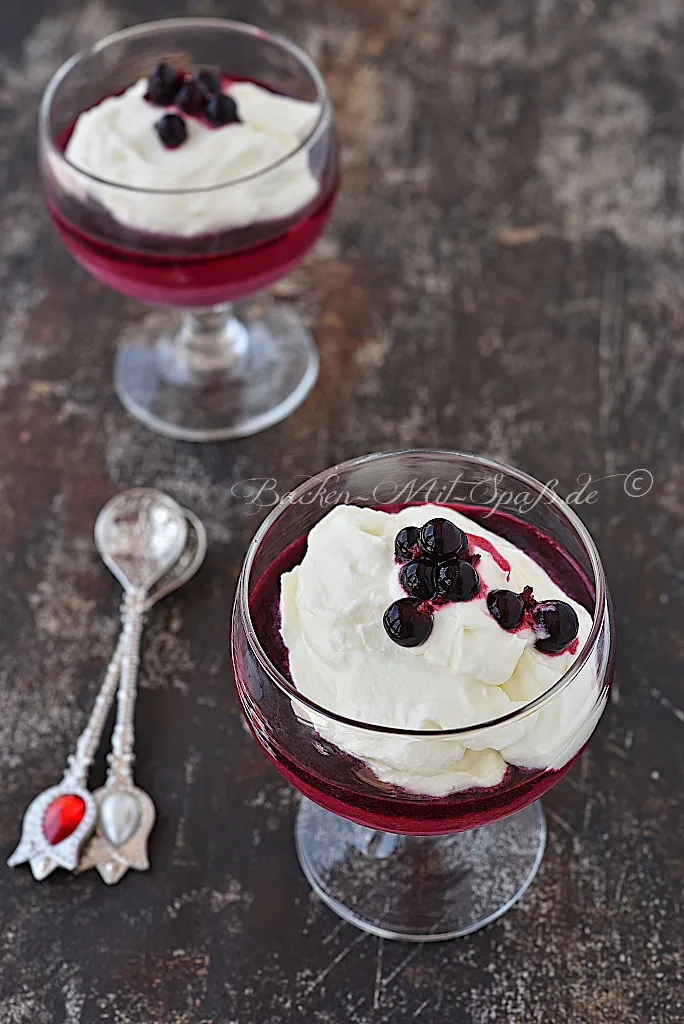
{"left": 95, "top": 488, "right": 188, "bottom": 594}
{"left": 147, "top": 507, "right": 207, "bottom": 608}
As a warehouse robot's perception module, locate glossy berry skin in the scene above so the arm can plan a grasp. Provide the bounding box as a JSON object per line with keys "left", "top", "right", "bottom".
{"left": 534, "top": 600, "right": 579, "bottom": 654}
{"left": 146, "top": 62, "right": 183, "bottom": 105}
{"left": 177, "top": 79, "right": 206, "bottom": 115}
{"left": 394, "top": 526, "right": 420, "bottom": 562}
{"left": 419, "top": 518, "right": 468, "bottom": 561}
{"left": 154, "top": 114, "right": 187, "bottom": 149}
{"left": 399, "top": 558, "right": 438, "bottom": 601}
{"left": 487, "top": 589, "right": 526, "bottom": 630}
{"left": 196, "top": 69, "right": 222, "bottom": 97}
{"left": 205, "top": 93, "right": 240, "bottom": 126}
{"left": 383, "top": 598, "right": 433, "bottom": 648}
{"left": 436, "top": 559, "right": 480, "bottom": 601}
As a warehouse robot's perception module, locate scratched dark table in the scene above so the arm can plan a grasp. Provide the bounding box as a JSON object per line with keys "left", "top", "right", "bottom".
{"left": 0, "top": 1, "right": 682, "bottom": 1022}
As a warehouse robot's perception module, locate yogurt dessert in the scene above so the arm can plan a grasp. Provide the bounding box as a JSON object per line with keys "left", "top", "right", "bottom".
{"left": 238, "top": 496, "right": 610, "bottom": 833}
{"left": 64, "top": 64, "right": 322, "bottom": 236}
{"left": 44, "top": 60, "right": 338, "bottom": 306}
{"left": 279, "top": 503, "right": 595, "bottom": 799}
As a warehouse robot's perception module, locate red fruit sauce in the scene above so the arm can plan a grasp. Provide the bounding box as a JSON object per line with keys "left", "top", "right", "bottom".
{"left": 46, "top": 78, "right": 338, "bottom": 306}
{"left": 235, "top": 504, "right": 612, "bottom": 835}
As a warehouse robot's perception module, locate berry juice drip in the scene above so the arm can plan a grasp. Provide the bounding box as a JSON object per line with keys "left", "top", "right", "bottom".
{"left": 240, "top": 505, "right": 601, "bottom": 835}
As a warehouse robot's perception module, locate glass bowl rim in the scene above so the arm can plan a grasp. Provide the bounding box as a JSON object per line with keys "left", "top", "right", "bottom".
{"left": 237, "top": 448, "right": 611, "bottom": 737}
{"left": 39, "top": 16, "right": 332, "bottom": 195}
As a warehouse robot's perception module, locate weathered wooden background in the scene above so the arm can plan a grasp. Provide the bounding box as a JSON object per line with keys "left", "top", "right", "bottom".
{"left": 0, "top": 1, "right": 681, "bottom": 1021}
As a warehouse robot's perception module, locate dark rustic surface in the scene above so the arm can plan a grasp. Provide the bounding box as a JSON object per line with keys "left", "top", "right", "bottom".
{"left": 0, "top": 1, "right": 682, "bottom": 1021}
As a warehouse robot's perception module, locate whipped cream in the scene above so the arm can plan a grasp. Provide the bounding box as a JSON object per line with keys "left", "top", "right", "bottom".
{"left": 280, "top": 504, "right": 602, "bottom": 797}
{"left": 62, "top": 80, "right": 321, "bottom": 235}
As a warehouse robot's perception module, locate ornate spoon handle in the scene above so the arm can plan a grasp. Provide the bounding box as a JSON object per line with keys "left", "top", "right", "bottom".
{"left": 9, "top": 490, "right": 195, "bottom": 884}
{"left": 70, "top": 631, "right": 126, "bottom": 785}
{"left": 108, "top": 591, "right": 145, "bottom": 784}
{"left": 8, "top": 630, "right": 127, "bottom": 880}
{"left": 78, "top": 590, "right": 156, "bottom": 884}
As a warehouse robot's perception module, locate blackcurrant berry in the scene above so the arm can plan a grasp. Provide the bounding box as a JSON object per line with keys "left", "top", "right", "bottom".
{"left": 154, "top": 113, "right": 187, "bottom": 149}
{"left": 383, "top": 599, "right": 433, "bottom": 648}
{"left": 419, "top": 518, "right": 468, "bottom": 561}
{"left": 146, "top": 63, "right": 183, "bottom": 105}
{"left": 196, "top": 69, "right": 222, "bottom": 96}
{"left": 533, "top": 600, "right": 579, "bottom": 654}
{"left": 205, "top": 93, "right": 240, "bottom": 126}
{"left": 176, "top": 79, "right": 206, "bottom": 116}
{"left": 394, "top": 526, "right": 420, "bottom": 562}
{"left": 487, "top": 589, "right": 526, "bottom": 630}
{"left": 399, "top": 558, "right": 438, "bottom": 601}
{"left": 436, "top": 559, "right": 480, "bottom": 601}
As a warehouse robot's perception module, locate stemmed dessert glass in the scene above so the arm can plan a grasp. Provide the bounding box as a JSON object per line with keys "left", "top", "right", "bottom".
{"left": 39, "top": 19, "right": 338, "bottom": 441}
{"left": 232, "top": 450, "right": 616, "bottom": 940}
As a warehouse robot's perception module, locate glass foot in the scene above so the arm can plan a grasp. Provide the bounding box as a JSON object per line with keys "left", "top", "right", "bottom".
{"left": 295, "top": 798, "right": 546, "bottom": 942}
{"left": 114, "top": 302, "right": 319, "bottom": 442}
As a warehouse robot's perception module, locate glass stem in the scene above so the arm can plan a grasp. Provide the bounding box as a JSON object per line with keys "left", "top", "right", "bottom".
{"left": 158, "top": 303, "right": 249, "bottom": 385}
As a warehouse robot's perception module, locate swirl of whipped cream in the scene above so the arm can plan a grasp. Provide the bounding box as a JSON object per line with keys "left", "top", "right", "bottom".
{"left": 61, "top": 80, "right": 321, "bottom": 235}
{"left": 280, "top": 504, "right": 602, "bottom": 797}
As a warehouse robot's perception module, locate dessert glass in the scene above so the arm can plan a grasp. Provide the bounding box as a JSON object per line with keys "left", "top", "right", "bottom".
{"left": 232, "top": 450, "right": 615, "bottom": 941}
{"left": 39, "top": 18, "right": 338, "bottom": 441}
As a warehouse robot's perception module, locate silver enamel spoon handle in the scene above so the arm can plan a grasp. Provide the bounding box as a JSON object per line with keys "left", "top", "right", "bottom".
{"left": 8, "top": 621, "right": 129, "bottom": 878}
{"left": 67, "top": 631, "right": 126, "bottom": 786}
{"left": 70, "top": 580, "right": 159, "bottom": 782}
{"left": 79, "top": 589, "right": 155, "bottom": 884}
{"left": 107, "top": 590, "right": 146, "bottom": 785}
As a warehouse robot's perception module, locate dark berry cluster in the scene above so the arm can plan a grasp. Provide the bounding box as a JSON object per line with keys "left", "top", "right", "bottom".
{"left": 383, "top": 519, "right": 481, "bottom": 648}
{"left": 383, "top": 518, "right": 581, "bottom": 656}
{"left": 146, "top": 62, "right": 241, "bottom": 150}
{"left": 487, "top": 585, "right": 579, "bottom": 654}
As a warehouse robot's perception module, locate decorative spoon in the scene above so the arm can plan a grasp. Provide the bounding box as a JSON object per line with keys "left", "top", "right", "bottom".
{"left": 78, "top": 507, "right": 206, "bottom": 883}
{"left": 8, "top": 490, "right": 187, "bottom": 881}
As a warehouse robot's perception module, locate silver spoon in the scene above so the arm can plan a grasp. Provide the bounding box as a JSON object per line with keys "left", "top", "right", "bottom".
{"left": 79, "top": 489, "right": 187, "bottom": 885}
{"left": 78, "top": 507, "right": 206, "bottom": 882}
{"left": 8, "top": 490, "right": 187, "bottom": 881}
